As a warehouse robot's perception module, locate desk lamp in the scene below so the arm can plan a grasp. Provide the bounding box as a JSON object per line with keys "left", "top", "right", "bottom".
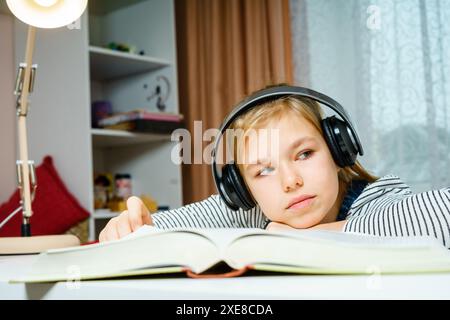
{"left": 0, "top": 0, "right": 88, "bottom": 254}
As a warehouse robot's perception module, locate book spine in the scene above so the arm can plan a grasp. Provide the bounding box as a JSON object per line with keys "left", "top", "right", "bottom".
{"left": 133, "top": 119, "right": 184, "bottom": 133}
{"left": 184, "top": 266, "right": 250, "bottom": 279}
{"left": 140, "top": 114, "right": 183, "bottom": 122}
{"left": 104, "top": 119, "right": 184, "bottom": 134}
{"left": 98, "top": 114, "right": 139, "bottom": 126}
{"left": 99, "top": 113, "right": 182, "bottom": 126}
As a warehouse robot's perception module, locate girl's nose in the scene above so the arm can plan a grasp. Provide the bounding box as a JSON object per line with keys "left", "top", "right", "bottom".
{"left": 281, "top": 165, "right": 303, "bottom": 192}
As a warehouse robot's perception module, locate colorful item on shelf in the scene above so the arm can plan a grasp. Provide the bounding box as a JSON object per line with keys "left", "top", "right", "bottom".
{"left": 99, "top": 110, "right": 184, "bottom": 126}
{"left": 114, "top": 173, "right": 132, "bottom": 200}
{"left": 91, "top": 101, "right": 112, "bottom": 128}
{"left": 98, "top": 109, "right": 184, "bottom": 134}
{"left": 107, "top": 42, "right": 138, "bottom": 54}
{"left": 93, "top": 173, "right": 114, "bottom": 209}
{"left": 104, "top": 119, "right": 184, "bottom": 134}
{"left": 107, "top": 199, "right": 127, "bottom": 212}
{"left": 140, "top": 195, "right": 158, "bottom": 213}
{"left": 145, "top": 75, "right": 171, "bottom": 112}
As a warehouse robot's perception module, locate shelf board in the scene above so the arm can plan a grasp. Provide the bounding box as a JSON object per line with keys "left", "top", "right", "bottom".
{"left": 89, "top": 46, "right": 171, "bottom": 81}
{"left": 91, "top": 128, "right": 171, "bottom": 147}
{"left": 89, "top": 0, "right": 148, "bottom": 15}
{"left": 92, "top": 209, "right": 120, "bottom": 219}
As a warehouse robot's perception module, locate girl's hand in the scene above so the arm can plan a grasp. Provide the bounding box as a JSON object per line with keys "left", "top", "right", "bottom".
{"left": 99, "top": 196, "right": 153, "bottom": 242}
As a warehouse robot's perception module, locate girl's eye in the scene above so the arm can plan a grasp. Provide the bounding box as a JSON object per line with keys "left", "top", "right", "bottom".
{"left": 257, "top": 167, "right": 274, "bottom": 177}
{"left": 297, "top": 150, "right": 313, "bottom": 160}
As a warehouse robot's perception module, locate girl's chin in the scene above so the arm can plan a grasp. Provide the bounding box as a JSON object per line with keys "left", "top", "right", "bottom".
{"left": 284, "top": 211, "right": 323, "bottom": 229}
{"left": 289, "top": 222, "right": 317, "bottom": 229}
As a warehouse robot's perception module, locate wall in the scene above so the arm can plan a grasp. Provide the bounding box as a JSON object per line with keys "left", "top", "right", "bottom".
{"left": 14, "top": 15, "right": 92, "bottom": 212}
{"left": 0, "top": 13, "right": 16, "bottom": 203}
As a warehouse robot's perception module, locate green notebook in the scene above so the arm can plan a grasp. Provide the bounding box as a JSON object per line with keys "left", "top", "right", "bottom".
{"left": 10, "top": 226, "right": 450, "bottom": 283}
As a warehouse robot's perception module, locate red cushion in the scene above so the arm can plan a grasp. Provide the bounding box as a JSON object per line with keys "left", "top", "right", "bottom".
{"left": 0, "top": 156, "right": 90, "bottom": 236}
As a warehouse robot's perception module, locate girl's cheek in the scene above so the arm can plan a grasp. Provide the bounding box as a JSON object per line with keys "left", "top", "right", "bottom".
{"left": 314, "top": 156, "right": 337, "bottom": 177}
{"left": 247, "top": 180, "right": 263, "bottom": 198}
{"left": 250, "top": 178, "right": 276, "bottom": 201}
{"left": 252, "top": 180, "right": 271, "bottom": 195}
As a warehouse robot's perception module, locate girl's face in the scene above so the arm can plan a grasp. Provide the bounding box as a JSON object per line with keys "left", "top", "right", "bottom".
{"left": 241, "top": 113, "right": 342, "bottom": 228}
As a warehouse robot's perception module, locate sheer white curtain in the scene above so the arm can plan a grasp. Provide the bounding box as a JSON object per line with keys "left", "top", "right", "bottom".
{"left": 290, "top": 0, "right": 450, "bottom": 192}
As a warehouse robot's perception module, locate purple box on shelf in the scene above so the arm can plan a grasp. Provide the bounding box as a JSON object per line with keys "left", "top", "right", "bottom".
{"left": 91, "top": 101, "right": 112, "bottom": 128}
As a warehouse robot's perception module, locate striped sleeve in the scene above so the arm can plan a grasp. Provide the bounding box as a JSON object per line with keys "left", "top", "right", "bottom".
{"left": 344, "top": 183, "right": 450, "bottom": 249}
{"left": 151, "top": 194, "right": 269, "bottom": 230}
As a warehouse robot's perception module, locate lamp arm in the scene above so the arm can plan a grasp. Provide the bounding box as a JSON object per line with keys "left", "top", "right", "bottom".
{"left": 15, "top": 26, "right": 37, "bottom": 236}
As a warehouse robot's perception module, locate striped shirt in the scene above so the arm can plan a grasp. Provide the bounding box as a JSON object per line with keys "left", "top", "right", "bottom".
{"left": 152, "top": 175, "right": 450, "bottom": 249}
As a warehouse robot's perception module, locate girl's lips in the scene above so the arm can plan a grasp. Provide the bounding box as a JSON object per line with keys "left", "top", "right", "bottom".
{"left": 287, "top": 196, "right": 316, "bottom": 210}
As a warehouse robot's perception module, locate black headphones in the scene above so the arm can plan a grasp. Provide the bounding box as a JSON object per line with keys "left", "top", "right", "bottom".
{"left": 211, "top": 85, "right": 364, "bottom": 211}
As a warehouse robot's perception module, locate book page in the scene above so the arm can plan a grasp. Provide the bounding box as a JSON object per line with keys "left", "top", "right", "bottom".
{"left": 125, "top": 225, "right": 268, "bottom": 253}
{"left": 120, "top": 225, "right": 160, "bottom": 240}
{"left": 15, "top": 227, "right": 228, "bottom": 282}
{"left": 267, "top": 229, "right": 443, "bottom": 248}
{"left": 224, "top": 229, "right": 450, "bottom": 274}
{"left": 193, "top": 228, "right": 268, "bottom": 253}
{"left": 125, "top": 225, "right": 443, "bottom": 247}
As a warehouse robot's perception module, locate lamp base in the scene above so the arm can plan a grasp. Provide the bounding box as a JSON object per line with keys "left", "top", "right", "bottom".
{"left": 0, "top": 234, "right": 80, "bottom": 255}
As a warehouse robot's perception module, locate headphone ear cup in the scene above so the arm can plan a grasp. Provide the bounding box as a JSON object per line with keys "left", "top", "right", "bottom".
{"left": 221, "top": 163, "right": 255, "bottom": 211}
{"left": 322, "top": 116, "right": 358, "bottom": 167}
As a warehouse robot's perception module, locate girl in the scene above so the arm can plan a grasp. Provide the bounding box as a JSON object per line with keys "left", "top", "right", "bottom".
{"left": 99, "top": 85, "right": 450, "bottom": 249}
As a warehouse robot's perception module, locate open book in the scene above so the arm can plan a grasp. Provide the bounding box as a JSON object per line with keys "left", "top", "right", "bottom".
{"left": 11, "top": 226, "right": 450, "bottom": 283}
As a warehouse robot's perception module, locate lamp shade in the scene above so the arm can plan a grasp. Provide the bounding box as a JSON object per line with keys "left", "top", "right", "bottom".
{"left": 6, "top": 0, "right": 88, "bottom": 29}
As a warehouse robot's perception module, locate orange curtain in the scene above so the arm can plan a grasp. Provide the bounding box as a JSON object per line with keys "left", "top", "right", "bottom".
{"left": 175, "top": 0, "right": 294, "bottom": 204}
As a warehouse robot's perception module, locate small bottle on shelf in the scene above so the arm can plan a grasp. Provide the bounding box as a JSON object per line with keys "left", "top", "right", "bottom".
{"left": 107, "top": 173, "right": 132, "bottom": 212}
{"left": 114, "top": 173, "right": 132, "bottom": 200}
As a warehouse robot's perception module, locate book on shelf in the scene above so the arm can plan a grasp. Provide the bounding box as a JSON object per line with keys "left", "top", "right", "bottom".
{"left": 10, "top": 226, "right": 450, "bottom": 283}
{"left": 98, "top": 109, "right": 184, "bottom": 127}
{"left": 103, "top": 119, "right": 184, "bottom": 134}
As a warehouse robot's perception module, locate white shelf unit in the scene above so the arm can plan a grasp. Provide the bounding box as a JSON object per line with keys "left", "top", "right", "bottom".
{"left": 93, "top": 209, "right": 120, "bottom": 219}
{"left": 13, "top": 0, "right": 183, "bottom": 242}
{"left": 88, "top": 0, "right": 182, "bottom": 241}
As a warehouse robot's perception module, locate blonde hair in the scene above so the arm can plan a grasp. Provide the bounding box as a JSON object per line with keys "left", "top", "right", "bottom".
{"left": 229, "top": 95, "right": 378, "bottom": 198}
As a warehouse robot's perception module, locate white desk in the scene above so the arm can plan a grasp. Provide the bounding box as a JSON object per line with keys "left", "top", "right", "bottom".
{"left": 1, "top": 255, "right": 450, "bottom": 300}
